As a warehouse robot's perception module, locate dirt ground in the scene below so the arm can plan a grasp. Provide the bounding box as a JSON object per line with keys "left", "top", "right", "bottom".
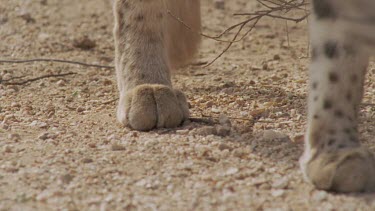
{"left": 1, "top": 0, "right": 375, "bottom": 210}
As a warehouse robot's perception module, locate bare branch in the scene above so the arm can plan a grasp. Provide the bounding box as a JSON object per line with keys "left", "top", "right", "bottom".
{"left": 168, "top": 0, "right": 309, "bottom": 66}
{"left": 1, "top": 72, "right": 76, "bottom": 85}
{"left": 0, "top": 58, "right": 115, "bottom": 69}
{"left": 0, "top": 0, "right": 310, "bottom": 79}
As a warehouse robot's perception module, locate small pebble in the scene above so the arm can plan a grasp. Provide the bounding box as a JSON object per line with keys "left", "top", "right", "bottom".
{"left": 176, "top": 129, "right": 189, "bottom": 135}
{"left": 271, "top": 189, "right": 285, "bottom": 197}
{"left": 273, "top": 54, "right": 281, "bottom": 60}
{"left": 73, "top": 36, "right": 96, "bottom": 50}
{"left": 19, "top": 10, "right": 35, "bottom": 23}
{"left": 218, "top": 143, "right": 232, "bottom": 151}
{"left": 36, "top": 190, "right": 51, "bottom": 202}
{"left": 38, "top": 133, "right": 49, "bottom": 140}
{"left": 211, "top": 108, "right": 220, "bottom": 113}
{"left": 60, "top": 174, "right": 74, "bottom": 184}
{"left": 39, "top": 122, "right": 48, "bottom": 129}
{"left": 272, "top": 177, "right": 289, "bottom": 189}
{"left": 111, "top": 144, "right": 126, "bottom": 151}
{"left": 205, "top": 101, "right": 214, "bottom": 107}
{"left": 2, "top": 73, "right": 12, "bottom": 80}
{"left": 262, "top": 130, "right": 289, "bottom": 141}
{"left": 218, "top": 114, "right": 231, "bottom": 126}
{"left": 232, "top": 148, "right": 247, "bottom": 158}
{"left": 225, "top": 167, "right": 239, "bottom": 176}
{"left": 38, "top": 32, "right": 50, "bottom": 42}
{"left": 194, "top": 126, "right": 216, "bottom": 136}
{"left": 214, "top": 0, "right": 225, "bottom": 10}
{"left": 8, "top": 133, "right": 21, "bottom": 142}
{"left": 3, "top": 145, "right": 12, "bottom": 153}
{"left": 56, "top": 80, "right": 66, "bottom": 87}
{"left": 102, "top": 79, "right": 112, "bottom": 86}
{"left": 11, "top": 102, "right": 21, "bottom": 108}
{"left": 312, "top": 191, "right": 328, "bottom": 202}
{"left": 262, "top": 63, "right": 268, "bottom": 70}
{"left": 82, "top": 158, "right": 94, "bottom": 163}
{"left": 76, "top": 107, "right": 85, "bottom": 112}
{"left": 88, "top": 143, "right": 96, "bottom": 148}
{"left": 215, "top": 125, "right": 231, "bottom": 137}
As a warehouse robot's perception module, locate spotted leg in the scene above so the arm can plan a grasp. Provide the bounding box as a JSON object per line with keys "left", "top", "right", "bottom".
{"left": 300, "top": 2, "right": 375, "bottom": 192}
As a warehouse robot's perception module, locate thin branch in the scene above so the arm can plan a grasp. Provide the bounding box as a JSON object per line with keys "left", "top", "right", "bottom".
{"left": 0, "top": 58, "right": 206, "bottom": 70}
{"left": 0, "top": 0, "right": 310, "bottom": 75}
{"left": 0, "top": 58, "right": 115, "bottom": 69}
{"left": 168, "top": 0, "right": 309, "bottom": 67}
{"left": 1, "top": 72, "right": 76, "bottom": 85}
{"left": 167, "top": 10, "right": 233, "bottom": 43}
{"left": 102, "top": 98, "right": 119, "bottom": 105}
{"left": 1, "top": 75, "right": 26, "bottom": 82}
{"left": 168, "top": 0, "right": 308, "bottom": 44}
{"left": 201, "top": 114, "right": 254, "bottom": 122}
{"left": 234, "top": 13, "right": 309, "bottom": 23}
{"left": 204, "top": 17, "right": 260, "bottom": 67}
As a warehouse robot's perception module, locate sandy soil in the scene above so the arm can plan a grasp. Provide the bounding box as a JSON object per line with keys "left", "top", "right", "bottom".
{"left": 1, "top": 0, "right": 375, "bottom": 210}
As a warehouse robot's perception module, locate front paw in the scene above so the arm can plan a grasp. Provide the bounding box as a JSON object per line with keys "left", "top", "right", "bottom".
{"left": 117, "top": 84, "right": 189, "bottom": 131}
{"left": 303, "top": 147, "right": 375, "bottom": 192}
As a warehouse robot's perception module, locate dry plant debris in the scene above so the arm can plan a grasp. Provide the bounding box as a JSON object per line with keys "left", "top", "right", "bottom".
{"left": 1, "top": 0, "right": 375, "bottom": 210}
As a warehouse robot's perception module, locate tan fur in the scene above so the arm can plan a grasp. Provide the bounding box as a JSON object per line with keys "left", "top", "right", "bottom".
{"left": 164, "top": 0, "right": 201, "bottom": 69}
{"left": 114, "top": 0, "right": 200, "bottom": 130}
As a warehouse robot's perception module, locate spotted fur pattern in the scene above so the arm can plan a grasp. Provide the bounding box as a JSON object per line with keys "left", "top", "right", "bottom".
{"left": 113, "top": 0, "right": 375, "bottom": 192}
{"left": 301, "top": 0, "right": 375, "bottom": 192}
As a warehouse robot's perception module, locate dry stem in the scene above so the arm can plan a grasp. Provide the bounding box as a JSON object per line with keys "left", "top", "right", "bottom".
{"left": 0, "top": 0, "right": 309, "bottom": 85}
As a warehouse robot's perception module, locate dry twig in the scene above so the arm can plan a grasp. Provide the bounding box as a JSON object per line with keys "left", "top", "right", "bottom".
{"left": 0, "top": 58, "right": 113, "bottom": 86}
{"left": 168, "top": 0, "right": 309, "bottom": 67}
{"left": 0, "top": 58, "right": 114, "bottom": 69}
{"left": 0, "top": 0, "right": 310, "bottom": 86}
{"left": 1, "top": 72, "right": 76, "bottom": 85}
